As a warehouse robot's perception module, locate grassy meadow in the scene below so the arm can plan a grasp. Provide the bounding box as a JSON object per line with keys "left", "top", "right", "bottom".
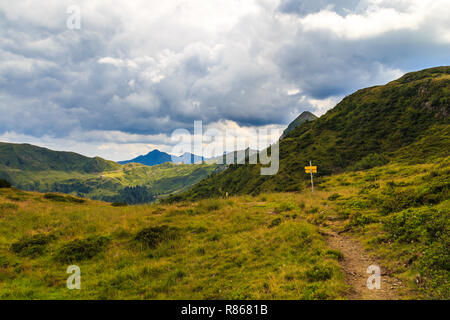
{"left": 0, "top": 157, "right": 448, "bottom": 300}
{"left": 0, "top": 161, "right": 217, "bottom": 204}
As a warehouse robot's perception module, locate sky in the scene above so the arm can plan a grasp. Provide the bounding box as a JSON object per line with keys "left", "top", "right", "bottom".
{"left": 1, "top": 0, "right": 449, "bottom": 161}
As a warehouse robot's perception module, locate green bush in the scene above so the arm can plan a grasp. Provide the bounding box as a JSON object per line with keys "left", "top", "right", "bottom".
{"left": 300, "top": 283, "right": 332, "bottom": 300}
{"left": 134, "top": 225, "right": 180, "bottom": 249}
{"left": 347, "top": 212, "right": 378, "bottom": 228}
{"left": 327, "top": 193, "right": 341, "bottom": 201}
{"left": 350, "top": 153, "right": 389, "bottom": 171}
{"left": 384, "top": 207, "right": 447, "bottom": 244}
{"left": 268, "top": 218, "right": 282, "bottom": 228}
{"left": 305, "top": 265, "right": 333, "bottom": 282}
{"left": 0, "top": 203, "right": 19, "bottom": 210}
{"left": 378, "top": 172, "right": 448, "bottom": 214}
{"left": 111, "top": 202, "right": 127, "bottom": 207}
{"left": 0, "top": 179, "right": 11, "bottom": 188}
{"left": 415, "top": 238, "right": 449, "bottom": 298}
{"left": 44, "top": 193, "right": 85, "bottom": 203}
{"left": 55, "top": 236, "right": 110, "bottom": 263}
{"left": 307, "top": 207, "right": 320, "bottom": 214}
{"left": 11, "top": 234, "right": 56, "bottom": 257}
{"left": 197, "top": 199, "right": 223, "bottom": 212}
{"left": 275, "top": 202, "right": 297, "bottom": 213}
{"left": 325, "top": 249, "right": 344, "bottom": 261}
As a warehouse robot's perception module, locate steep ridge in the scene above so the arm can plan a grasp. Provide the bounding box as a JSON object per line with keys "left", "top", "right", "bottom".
{"left": 281, "top": 111, "right": 318, "bottom": 139}
{"left": 173, "top": 66, "right": 450, "bottom": 201}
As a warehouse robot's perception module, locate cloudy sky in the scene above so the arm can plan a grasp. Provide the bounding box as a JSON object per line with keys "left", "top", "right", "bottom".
{"left": 1, "top": 0, "right": 449, "bottom": 160}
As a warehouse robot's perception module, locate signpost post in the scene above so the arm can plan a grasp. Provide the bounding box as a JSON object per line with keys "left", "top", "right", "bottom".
{"left": 305, "top": 161, "right": 317, "bottom": 194}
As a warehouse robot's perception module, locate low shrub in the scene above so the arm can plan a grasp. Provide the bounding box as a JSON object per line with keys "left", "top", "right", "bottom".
{"left": 11, "top": 234, "right": 56, "bottom": 257}
{"left": 44, "top": 193, "right": 85, "bottom": 203}
{"left": 350, "top": 153, "right": 389, "bottom": 171}
{"left": 378, "top": 190, "right": 424, "bottom": 214}
{"left": 325, "top": 249, "right": 344, "bottom": 261}
{"left": 0, "top": 179, "right": 11, "bottom": 188}
{"left": 305, "top": 265, "right": 333, "bottom": 282}
{"left": 347, "top": 212, "right": 378, "bottom": 228}
{"left": 0, "top": 255, "right": 13, "bottom": 268}
{"left": 275, "top": 202, "right": 297, "bottom": 213}
{"left": 327, "top": 193, "right": 341, "bottom": 201}
{"left": 384, "top": 207, "right": 447, "bottom": 244}
{"left": 111, "top": 202, "right": 127, "bottom": 207}
{"left": 300, "top": 283, "right": 331, "bottom": 300}
{"left": 134, "top": 225, "right": 180, "bottom": 249}
{"left": 307, "top": 207, "right": 319, "bottom": 214}
{"left": 335, "top": 209, "right": 351, "bottom": 220}
{"left": 197, "top": 199, "right": 223, "bottom": 212}
{"left": 208, "top": 233, "right": 221, "bottom": 242}
{"left": 415, "top": 238, "right": 449, "bottom": 299}
{"left": 0, "top": 203, "right": 19, "bottom": 210}
{"left": 268, "top": 218, "right": 282, "bottom": 228}
{"left": 55, "top": 236, "right": 110, "bottom": 263}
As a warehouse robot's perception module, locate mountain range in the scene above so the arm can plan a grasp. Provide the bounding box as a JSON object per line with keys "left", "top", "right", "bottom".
{"left": 118, "top": 150, "right": 204, "bottom": 166}
{"left": 1, "top": 66, "right": 448, "bottom": 204}
{"left": 0, "top": 142, "right": 216, "bottom": 204}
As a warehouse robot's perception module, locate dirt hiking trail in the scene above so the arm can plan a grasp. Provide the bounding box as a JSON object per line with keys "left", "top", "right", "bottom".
{"left": 324, "top": 223, "right": 406, "bottom": 300}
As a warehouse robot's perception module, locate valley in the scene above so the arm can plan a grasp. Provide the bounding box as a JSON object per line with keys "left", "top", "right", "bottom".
{"left": 0, "top": 143, "right": 217, "bottom": 204}
{"left": 0, "top": 67, "right": 448, "bottom": 300}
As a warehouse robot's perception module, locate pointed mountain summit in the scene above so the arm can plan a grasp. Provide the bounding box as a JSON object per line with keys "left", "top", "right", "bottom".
{"left": 118, "top": 149, "right": 172, "bottom": 166}
{"left": 118, "top": 150, "right": 205, "bottom": 166}
{"left": 281, "top": 111, "right": 318, "bottom": 139}
{"left": 172, "top": 153, "right": 204, "bottom": 164}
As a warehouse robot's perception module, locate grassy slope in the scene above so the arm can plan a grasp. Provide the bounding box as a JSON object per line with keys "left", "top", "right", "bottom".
{"left": 0, "top": 190, "right": 346, "bottom": 300}
{"left": 0, "top": 158, "right": 217, "bottom": 202}
{"left": 176, "top": 67, "right": 449, "bottom": 200}
{"left": 0, "top": 156, "right": 447, "bottom": 299}
{"left": 0, "top": 142, "right": 218, "bottom": 203}
{"left": 0, "top": 142, "right": 120, "bottom": 173}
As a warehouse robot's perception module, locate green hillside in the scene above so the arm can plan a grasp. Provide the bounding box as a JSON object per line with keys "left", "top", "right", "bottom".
{"left": 0, "top": 156, "right": 447, "bottom": 299}
{"left": 0, "top": 142, "right": 120, "bottom": 173}
{"left": 173, "top": 67, "right": 450, "bottom": 201}
{"left": 0, "top": 143, "right": 217, "bottom": 204}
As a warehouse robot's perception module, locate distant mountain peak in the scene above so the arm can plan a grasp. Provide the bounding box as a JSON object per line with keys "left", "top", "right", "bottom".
{"left": 118, "top": 149, "right": 172, "bottom": 166}
{"left": 118, "top": 150, "right": 205, "bottom": 166}
{"left": 281, "top": 111, "right": 318, "bottom": 139}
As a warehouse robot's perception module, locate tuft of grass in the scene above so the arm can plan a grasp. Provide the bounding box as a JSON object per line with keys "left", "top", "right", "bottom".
{"left": 305, "top": 265, "right": 334, "bottom": 282}
{"left": 44, "top": 193, "right": 85, "bottom": 203}
{"left": 55, "top": 236, "right": 110, "bottom": 263}
{"left": 134, "top": 225, "right": 180, "bottom": 249}
{"left": 327, "top": 193, "right": 341, "bottom": 201}
{"left": 268, "top": 218, "right": 282, "bottom": 228}
{"left": 197, "top": 199, "right": 223, "bottom": 212}
{"left": 325, "top": 249, "right": 344, "bottom": 261}
{"left": 11, "top": 234, "right": 56, "bottom": 257}
{"left": 0, "top": 179, "right": 12, "bottom": 188}
{"left": 111, "top": 202, "right": 127, "bottom": 207}
{"left": 0, "top": 203, "right": 19, "bottom": 210}
{"left": 275, "top": 202, "right": 297, "bottom": 213}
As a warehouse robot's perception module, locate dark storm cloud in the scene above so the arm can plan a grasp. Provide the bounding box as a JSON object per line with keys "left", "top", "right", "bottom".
{"left": 276, "top": 28, "right": 450, "bottom": 100}
{"left": 0, "top": 0, "right": 449, "bottom": 147}
{"left": 278, "top": 0, "right": 361, "bottom": 16}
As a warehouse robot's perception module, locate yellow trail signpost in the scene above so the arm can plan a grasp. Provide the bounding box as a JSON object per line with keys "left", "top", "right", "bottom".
{"left": 305, "top": 161, "right": 317, "bottom": 193}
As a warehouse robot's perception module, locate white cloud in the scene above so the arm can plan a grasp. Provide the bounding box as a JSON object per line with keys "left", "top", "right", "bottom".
{"left": 0, "top": 0, "right": 449, "bottom": 160}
